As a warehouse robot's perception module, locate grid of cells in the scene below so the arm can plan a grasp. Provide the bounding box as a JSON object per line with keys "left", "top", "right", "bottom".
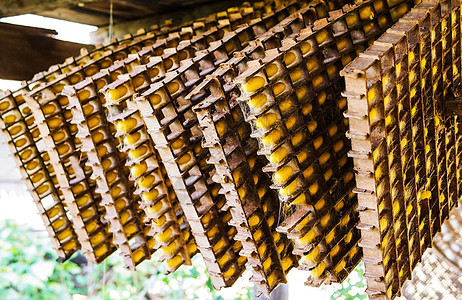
{"left": 104, "top": 0, "right": 343, "bottom": 292}
{"left": 342, "top": 1, "right": 461, "bottom": 298}
{"left": 234, "top": 0, "right": 416, "bottom": 286}
{"left": 3, "top": 0, "right": 462, "bottom": 298}
{"left": 0, "top": 88, "right": 81, "bottom": 260}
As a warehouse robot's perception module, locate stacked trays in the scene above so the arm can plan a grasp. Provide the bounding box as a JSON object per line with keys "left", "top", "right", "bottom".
{"left": 341, "top": 0, "right": 461, "bottom": 299}
{"left": 0, "top": 88, "right": 80, "bottom": 260}
{"left": 234, "top": 0, "right": 416, "bottom": 286}
{"left": 24, "top": 77, "right": 120, "bottom": 265}
{"left": 191, "top": 71, "right": 299, "bottom": 295}
{"left": 64, "top": 79, "right": 165, "bottom": 269}
{"left": 5, "top": 0, "right": 462, "bottom": 299}
{"left": 13, "top": 0, "right": 288, "bottom": 270}
{"left": 108, "top": 1, "right": 342, "bottom": 292}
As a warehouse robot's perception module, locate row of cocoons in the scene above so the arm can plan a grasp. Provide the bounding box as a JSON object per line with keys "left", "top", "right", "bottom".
{"left": 0, "top": 0, "right": 284, "bottom": 274}
{"left": 233, "top": 0, "right": 400, "bottom": 286}
{"left": 0, "top": 0, "right": 444, "bottom": 298}
{"left": 97, "top": 0, "right": 344, "bottom": 293}
{"left": 1, "top": 0, "right": 353, "bottom": 270}
{"left": 95, "top": 0, "right": 359, "bottom": 292}
{"left": 341, "top": 0, "right": 462, "bottom": 299}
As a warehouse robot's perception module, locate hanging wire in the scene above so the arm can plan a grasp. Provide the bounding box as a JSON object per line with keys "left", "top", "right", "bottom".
{"left": 108, "top": 0, "right": 114, "bottom": 41}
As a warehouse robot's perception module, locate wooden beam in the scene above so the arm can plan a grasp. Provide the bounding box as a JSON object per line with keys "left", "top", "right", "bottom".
{"left": 91, "top": 0, "right": 246, "bottom": 44}
{"left": 0, "top": 22, "right": 94, "bottom": 80}
{"left": 35, "top": 1, "right": 157, "bottom": 27}
{"left": 81, "top": 1, "right": 156, "bottom": 19}
{"left": 37, "top": 7, "right": 112, "bottom": 26}
{"left": 0, "top": 0, "right": 98, "bottom": 17}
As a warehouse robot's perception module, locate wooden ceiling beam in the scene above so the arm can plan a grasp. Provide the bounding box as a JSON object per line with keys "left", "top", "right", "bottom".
{"left": 91, "top": 0, "right": 245, "bottom": 44}
{"left": 0, "top": 0, "right": 100, "bottom": 17}
{"left": 77, "top": 1, "right": 152, "bottom": 19}
{"left": 36, "top": 7, "right": 112, "bottom": 26}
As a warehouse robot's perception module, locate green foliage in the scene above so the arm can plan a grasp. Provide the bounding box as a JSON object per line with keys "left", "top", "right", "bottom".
{"left": 330, "top": 263, "right": 367, "bottom": 300}
{"left": 0, "top": 220, "right": 72, "bottom": 300}
{"left": 0, "top": 220, "right": 252, "bottom": 300}
{"left": 0, "top": 220, "right": 365, "bottom": 300}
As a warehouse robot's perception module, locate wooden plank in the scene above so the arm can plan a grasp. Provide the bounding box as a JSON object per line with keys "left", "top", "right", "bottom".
{"left": 0, "top": 0, "right": 99, "bottom": 17}
{"left": 80, "top": 1, "right": 155, "bottom": 19}
{"left": 0, "top": 22, "right": 93, "bottom": 80}
{"left": 37, "top": 7, "right": 111, "bottom": 26}
{"left": 2, "top": 0, "right": 248, "bottom": 28}
{"left": 91, "top": 0, "right": 245, "bottom": 44}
